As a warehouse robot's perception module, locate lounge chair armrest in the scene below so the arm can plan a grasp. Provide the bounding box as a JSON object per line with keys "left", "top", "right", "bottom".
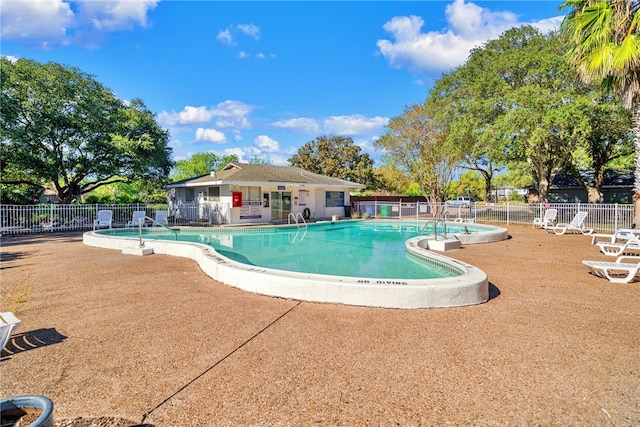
{"left": 0, "top": 311, "right": 22, "bottom": 327}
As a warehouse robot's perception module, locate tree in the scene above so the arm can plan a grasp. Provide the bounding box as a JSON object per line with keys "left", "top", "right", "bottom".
{"left": 374, "top": 166, "right": 413, "bottom": 195}
{"left": 564, "top": 95, "right": 633, "bottom": 202}
{"left": 170, "top": 153, "right": 238, "bottom": 182}
{"left": 376, "top": 102, "right": 458, "bottom": 205}
{"left": 432, "top": 27, "right": 600, "bottom": 202}
{"left": 447, "top": 171, "right": 484, "bottom": 201}
{"left": 561, "top": 1, "right": 640, "bottom": 218}
{"left": 0, "top": 58, "right": 173, "bottom": 203}
{"left": 429, "top": 55, "right": 507, "bottom": 201}
{"left": 288, "top": 135, "right": 378, "bottom": 188}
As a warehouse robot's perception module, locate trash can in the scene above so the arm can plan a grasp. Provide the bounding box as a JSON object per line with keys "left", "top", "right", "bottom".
{"left": 344, "top": 206, "right": 351, "bottom": 217}
{"left": 365, "top": 205, "right": 374, "bottom": 216}
{"left": 380, "top": 205, "right": 390, "bottom": 217}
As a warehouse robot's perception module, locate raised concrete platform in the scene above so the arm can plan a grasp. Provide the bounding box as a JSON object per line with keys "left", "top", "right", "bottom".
{"left": 426, "top": 238, "right": 461, "bottom": 251}
{"left": 122, "top": 246, "right": 154, "bottom": 256}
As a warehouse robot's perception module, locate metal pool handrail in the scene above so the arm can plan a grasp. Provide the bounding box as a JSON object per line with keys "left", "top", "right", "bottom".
{"left": 142, "top": 216, "right": 179, "bottom": 240}
{"left": 287, "top": 212, "right": 308, "bottom": 229}
{"left": 420, "top": 213, "right": 448, "bottom": 240}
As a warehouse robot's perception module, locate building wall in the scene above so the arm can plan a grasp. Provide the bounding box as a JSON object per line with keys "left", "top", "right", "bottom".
{"left": 171, "top": 185, "right": 352, "bottom": 224}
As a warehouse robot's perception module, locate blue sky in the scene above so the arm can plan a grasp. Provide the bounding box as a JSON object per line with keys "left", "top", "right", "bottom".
{"left": 2, "top": 0, "right": 565, "bottom": 167}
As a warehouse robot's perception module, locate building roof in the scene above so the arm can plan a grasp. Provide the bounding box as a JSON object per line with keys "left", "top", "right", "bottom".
{"left": 167, "top": 162, "right": 366, "bottom": 189}
{"left": 551, "top": 169, "right": 634, "bottom": 188}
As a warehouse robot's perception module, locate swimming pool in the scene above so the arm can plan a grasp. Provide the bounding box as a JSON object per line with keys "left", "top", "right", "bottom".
{"left": 84, "top": 220, "right": 507, "bottom": 309}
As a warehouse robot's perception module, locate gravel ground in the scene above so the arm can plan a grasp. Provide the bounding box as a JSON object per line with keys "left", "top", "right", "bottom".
{"left": 0, "top": 226, "right": 638, "bottom": 426}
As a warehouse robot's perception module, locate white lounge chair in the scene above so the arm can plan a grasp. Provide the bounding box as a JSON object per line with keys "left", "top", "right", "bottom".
{"left": 583, "top": 255, "right": 640, "bottom": 284}
{"left": 591, "top": 228, "right": 640, "bottom": 245}
{"left": 533, "top": 208, "right": 558, "bottom": 228}
{"left": 550, "top": 211, "right": 594, "bottom": 235}
{"left": 596, "top": 238, "right": 640, "bottom": 257}
{"left": 93, "top": 210, "right": 113, "bottom": 230}
{"left": 154, "top": 210, "right": 168, "bottom": 227}
{"left": 126, "top": 211, "right": 147, "bottom": 228}
{"left": 0, "top": 311, "right": 22, "bottom": 352}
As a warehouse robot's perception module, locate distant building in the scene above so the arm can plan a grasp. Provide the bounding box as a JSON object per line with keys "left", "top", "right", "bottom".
{"left": 166, "top": 162, "right": 365, "bottom": 224}
{"left": 38, "top": 189, "right": 60, "bottom": 204}
{"left": 527, "top": 170, "right": 633, "bottom": 203}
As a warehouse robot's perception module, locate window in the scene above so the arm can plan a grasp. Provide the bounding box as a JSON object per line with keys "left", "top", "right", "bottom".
{"left": 208, "top": 186, "right": 220, "bottom": 201}
{"left": 185, "top": 188, "right": 194, "bottom": 202}
{"left": 241, "top": 186, "right": 261, "bottom": 201}
{"left": 326, "top": 191, "right": 345, "bottom": 207}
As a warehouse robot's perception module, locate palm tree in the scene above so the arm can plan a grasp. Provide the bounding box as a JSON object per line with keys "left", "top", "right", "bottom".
{"left": 561, "top": 0, "right": 639, "bottom": 218}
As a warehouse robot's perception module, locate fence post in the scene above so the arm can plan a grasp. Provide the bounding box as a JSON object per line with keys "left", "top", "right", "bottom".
{"left": 506, "top": 202, "right": 510, "bottom": 225}
{"left": 615, "top": 204, "right": 618, "bottom": 231}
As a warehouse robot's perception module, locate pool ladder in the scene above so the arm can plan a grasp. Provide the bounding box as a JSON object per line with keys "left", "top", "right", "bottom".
{"left": 420, "top": 213, "right": 448, "bottom": 240}
{"left": 288, "top": 212, "right": 308, "bottom": 229}
{"left": 287, "top": 212, "right": 308, "bottom": 243}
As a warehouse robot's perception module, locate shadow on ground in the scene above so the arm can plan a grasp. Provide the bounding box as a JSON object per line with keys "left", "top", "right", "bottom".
{"left": 1, "top": 328, "right": 67, "bottom": 360}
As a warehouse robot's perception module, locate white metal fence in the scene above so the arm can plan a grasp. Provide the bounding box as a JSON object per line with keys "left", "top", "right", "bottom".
{"left": 353, "top": 201, "right": 634, "bottom": 233}
{"left": 0, "top": 201, "right": 633, "bottom": 235}
{"left": 0, "top": 202, "right": 231, "bottom": 235}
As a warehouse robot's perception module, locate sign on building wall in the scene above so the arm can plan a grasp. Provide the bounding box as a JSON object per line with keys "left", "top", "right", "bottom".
{"left": 298, "top": 190, "right": 308, "bottom": 206}
{"left": 240, "top": 201, "right": 263, "bottom": 219}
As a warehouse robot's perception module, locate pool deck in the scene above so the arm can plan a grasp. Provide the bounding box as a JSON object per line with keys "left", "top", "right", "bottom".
{"left": 0, "top": 226, "right": 638, "bottom": 426}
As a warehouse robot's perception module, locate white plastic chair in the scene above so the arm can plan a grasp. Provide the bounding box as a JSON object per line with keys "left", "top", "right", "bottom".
{"left": 533, "top": 208, "right": 557, "bottom": 228}
{"left": 0, "top": 312, "right": 22, "bottom": 352}
{"left": 126, "top": 211, "right": 147, "bottom": 228}
{"left": 93, "top": 210, "right": 113, "bottom": 230}
{"left": 583, "top": 256, "right": 640, "bottom": 284}
{"left": 154, "top": 210, "right": 168, "bottom": 227}
{"left": 551, "top": 211, "right": 593, "bottom": 235}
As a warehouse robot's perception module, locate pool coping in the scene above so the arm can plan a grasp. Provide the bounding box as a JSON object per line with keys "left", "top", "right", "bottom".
{"left": 83, "top": 224, "right": 494, "bottom": 309}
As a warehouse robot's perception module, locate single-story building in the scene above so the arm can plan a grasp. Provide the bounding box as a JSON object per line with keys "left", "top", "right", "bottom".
{"left": 166, "top": 162, "right": 366, "bottom": 225}
{"left": 526, "top": 169, "right": 633, "bottom": 203}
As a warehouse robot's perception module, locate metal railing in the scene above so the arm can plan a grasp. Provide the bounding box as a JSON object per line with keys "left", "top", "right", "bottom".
{"left": 0, "top": 201, "right": 231, "bottom": 235}
{"left": 353, "top": 201, "right": 634, "bottom": 233}
{"left": 1, "top": 201, "right": 634, "bottom": 235}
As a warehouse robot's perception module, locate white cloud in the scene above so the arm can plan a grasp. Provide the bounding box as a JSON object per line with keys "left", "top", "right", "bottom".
{"left": 254, "top": 135, "right": 279, "bottom": 152}
{"left": 77, "top": 0, "right": 158, "bottom": 31}
{"left": 322, "top": 115, "right": 389, "bottom": 136}
{"left": 211, "top": 100, "right": 254, "bottom": 129}
{"left": 272, "top": 118, "right": 320, "bottom": 134}
{"left": 0, "top": 0, "right": 74, "bottom": 47}
{"left": 532, "top": 16, "right": 565, "bottom": 34}
{"left": 216, "top": 27, "right": 233, "bottom": 45}
{"left": 0, "top": 0, "right": 157, "bottom": 48}
{"left": 158, "top": 100, "right": 255, "bottom": 128}
{"left": 377, "top": 0, "right": 563, "bottom": 74}
{"left": 217, "top": 23, "right": 260, "bottom": 46}
{"left": 159, "top": 106, "right": 216, "bottom": 126}
{"left": 237, "top": 23, "right": 259, "bottom": 40}
{"left": 195, "top": 128, "right": 226, "bottom": 143}
{"left": 1, "top": 55, "right": 19, "bottom": 63}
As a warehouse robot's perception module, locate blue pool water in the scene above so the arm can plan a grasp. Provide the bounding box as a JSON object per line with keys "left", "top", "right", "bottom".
{"left": 110, "top": 221, "right": 488, "bottom": 280}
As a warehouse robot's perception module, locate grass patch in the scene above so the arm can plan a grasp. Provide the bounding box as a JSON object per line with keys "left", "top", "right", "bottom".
{"left": 1, "top": 270, "right": 33, "bottom": 315}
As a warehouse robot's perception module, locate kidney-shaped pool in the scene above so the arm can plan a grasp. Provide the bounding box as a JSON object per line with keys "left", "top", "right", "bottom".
{"left": 84, "top": 220, "right": 508, "bottom": 309}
